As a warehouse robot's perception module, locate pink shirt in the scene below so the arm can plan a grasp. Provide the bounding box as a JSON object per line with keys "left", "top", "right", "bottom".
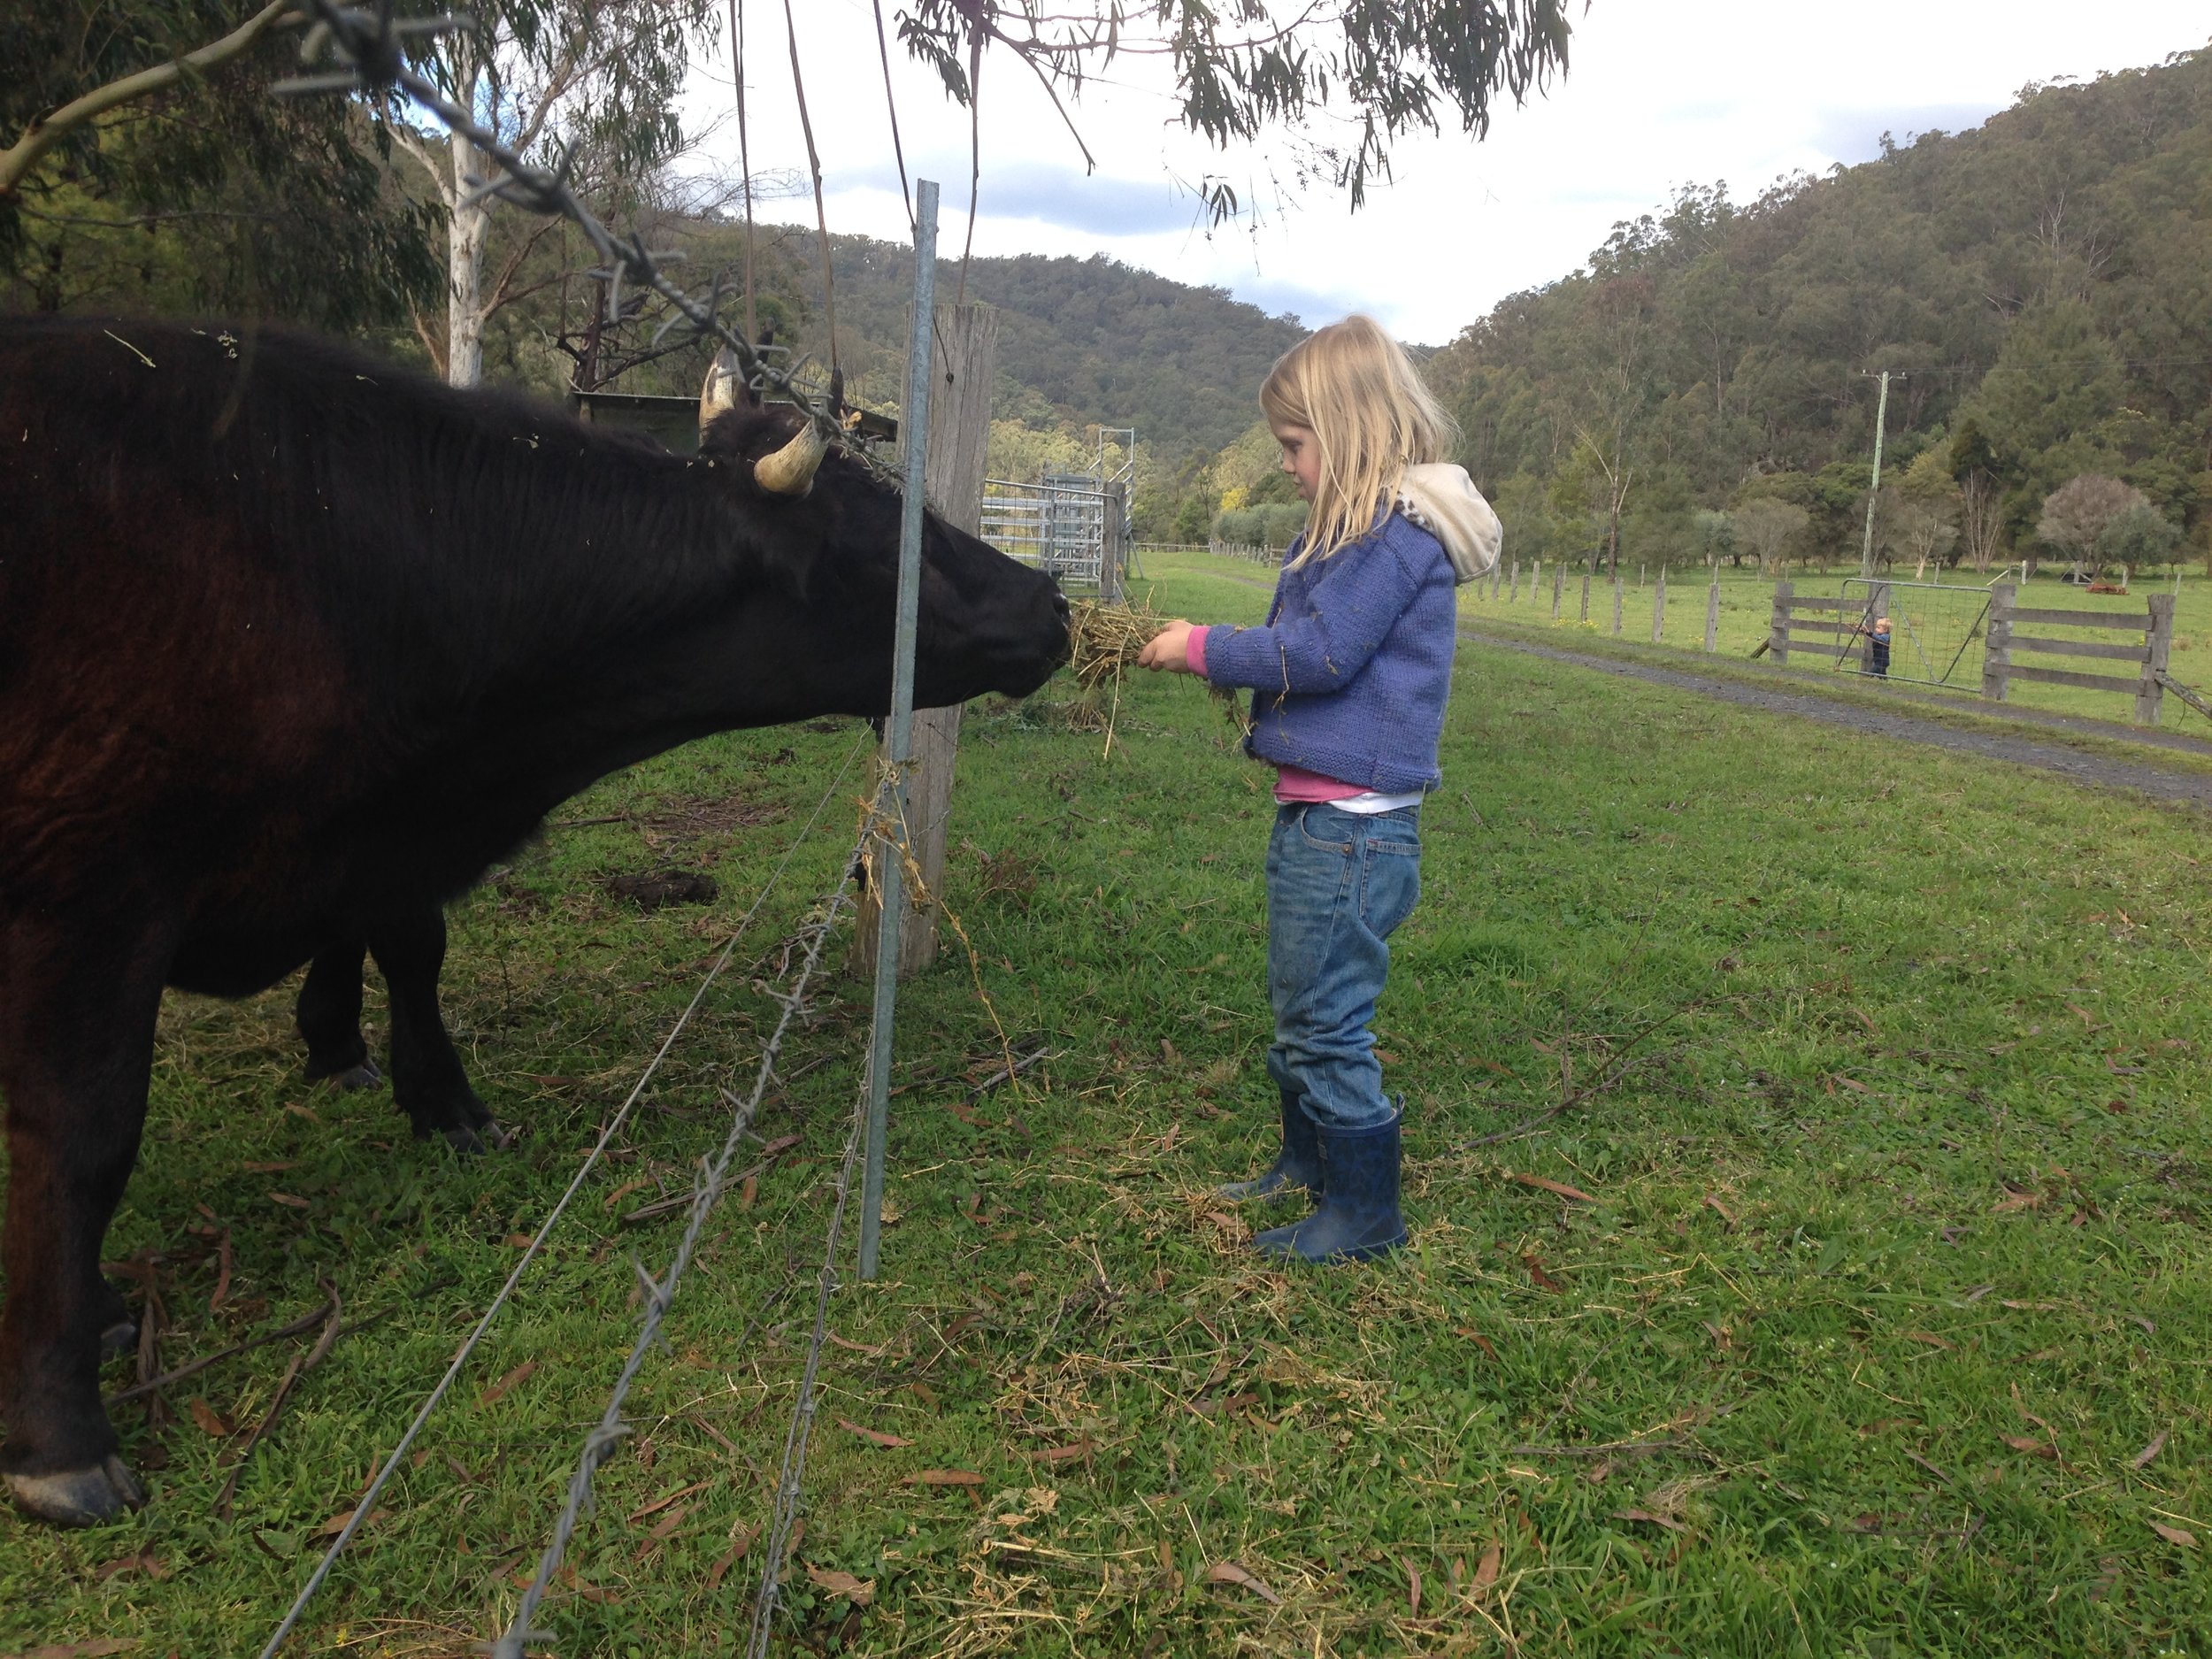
{"left": 1187, "top": 626, "right": 1364, "bottom": 803}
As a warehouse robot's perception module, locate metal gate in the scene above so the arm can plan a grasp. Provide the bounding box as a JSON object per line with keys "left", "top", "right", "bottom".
{"left": 1827, "top": 576, "right": 2000, "bottom": 690}
{"left": 979, "top": 476, "right": 1124, "bottom": 596}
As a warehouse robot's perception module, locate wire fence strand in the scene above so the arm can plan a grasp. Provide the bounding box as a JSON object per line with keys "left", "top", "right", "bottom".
{"left": 258, "top": 733, "right": 867, "bottom": 1658}
{"left": 746, "top": 1037, "right": 873, "bottom": 1657}
{"left": 492, "top": 848, "right": 864, "bottom": 1659}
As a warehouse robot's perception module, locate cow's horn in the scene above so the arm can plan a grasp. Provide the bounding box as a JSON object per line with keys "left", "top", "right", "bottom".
{"left": 699, "top": 349, "right": 744, "bottom": 431}
{"left": 754, "top": 420, "right": 826, "bottom": 496}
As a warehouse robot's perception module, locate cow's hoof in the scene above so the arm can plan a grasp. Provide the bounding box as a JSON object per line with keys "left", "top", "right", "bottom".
{"left": 442, "top": 1119, "right": 512, "bottom": 1155}
{"left": 325, "top": 1058, "right": 384, "bottom": 1091}
{"left": 100, "top": 1317, "right": 139, "bottom": 1357}
{"left": 5, "top": 1455, "right": 146, "bottom": 1526}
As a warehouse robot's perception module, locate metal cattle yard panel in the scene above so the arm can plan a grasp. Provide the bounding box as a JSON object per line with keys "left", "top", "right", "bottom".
{"left": 981, "top": 474, "right": 1109, "bottom": 589}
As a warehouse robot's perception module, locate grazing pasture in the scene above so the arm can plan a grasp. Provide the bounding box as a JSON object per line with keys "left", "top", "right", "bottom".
{"left": 1458, "top": 560, "right": 2212, "bottom": 728}
{"left": 4, "top": 557, "right": 2210, "bottom": 1656}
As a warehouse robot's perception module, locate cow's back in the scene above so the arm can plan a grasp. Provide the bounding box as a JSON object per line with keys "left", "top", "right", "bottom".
{"left": 0, "top": 319, "right": 356, "bottom": 902}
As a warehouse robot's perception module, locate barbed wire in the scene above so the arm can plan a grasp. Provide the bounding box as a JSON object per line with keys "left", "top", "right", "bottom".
{"left": 280, "top": 2, "right": 897, "bottom": 480}
{"left": 491, "top": 848, "right": 863, "bottom": 1659}
{"left": 745, "top": 1028, "right": 872, "bottom": 1656}
{"left": 258, "top": 731, "right": 869, "bottom": 1658}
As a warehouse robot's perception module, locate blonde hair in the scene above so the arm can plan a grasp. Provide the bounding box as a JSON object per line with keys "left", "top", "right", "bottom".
{"left": 1260, "top": 315, "right": 1458, "bottom": 567}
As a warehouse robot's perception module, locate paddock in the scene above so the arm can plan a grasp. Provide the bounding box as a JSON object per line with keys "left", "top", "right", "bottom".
{"left": 4, "top": 550, "right": 2208, "bottom": 1656}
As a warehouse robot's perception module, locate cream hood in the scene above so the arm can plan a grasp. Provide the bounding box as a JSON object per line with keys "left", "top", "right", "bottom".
{"left": 1396, "top": 464, "right": 1502, "bottom": 585}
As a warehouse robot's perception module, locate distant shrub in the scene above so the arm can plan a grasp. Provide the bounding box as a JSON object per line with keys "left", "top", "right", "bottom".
{"left": 2099, "top": 500, "right": 2181, "bottom": 569}
{"left": 2038, "top": 474, "right": 2143, "bottom": 562}
{"left": 1212, "top": 506, "right": 1264, "bottom": 546}
{"left": 1258, "top": 502, "right": 1310, "bottom": 548}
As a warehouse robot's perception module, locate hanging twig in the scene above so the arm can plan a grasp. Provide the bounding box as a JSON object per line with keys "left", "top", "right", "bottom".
{"left": 781, "top": 0, "right": 840, "bottom": 373}
{"left": 958, "top": 25, "right": 983, "bottom": 305}
{"left": 729, "top": 0, "right": 757, "bottom": 342}
{"left": 872, "top": 0, "right": 914, "bottom": 233}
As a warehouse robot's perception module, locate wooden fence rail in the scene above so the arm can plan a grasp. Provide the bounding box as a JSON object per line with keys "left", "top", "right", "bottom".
{"left": 1770, "top": 580, "right": 2178, "bottom": 725}
{"left": 1981, "top": 584, "right": 2176, "bottom": 725}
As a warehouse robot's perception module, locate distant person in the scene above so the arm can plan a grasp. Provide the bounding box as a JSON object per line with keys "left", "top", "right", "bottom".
{"left": 1135, "top": 317, "right": 1500, "bottom": 1264}
{"left": 1865, "top": 613, "right": 1892, "bottom": 677}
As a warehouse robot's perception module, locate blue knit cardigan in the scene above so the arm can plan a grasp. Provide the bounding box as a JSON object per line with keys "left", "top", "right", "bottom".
{"left": 1198, "top": 511, "right": 1457, "bottom": 794}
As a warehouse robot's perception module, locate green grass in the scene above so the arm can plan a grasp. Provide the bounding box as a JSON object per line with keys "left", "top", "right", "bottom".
{"left": 1437, "top": 555, "right": 2212, "bottom": 730}
{"left": 6, "top": 563, "right": 2212, "bottom": 1657}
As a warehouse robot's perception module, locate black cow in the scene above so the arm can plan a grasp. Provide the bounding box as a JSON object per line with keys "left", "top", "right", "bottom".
{"left": 0, "top": 317, "right": 1069, "bottom": 1525}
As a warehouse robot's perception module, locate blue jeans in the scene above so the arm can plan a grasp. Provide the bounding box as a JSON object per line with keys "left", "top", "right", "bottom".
{"left": 1265, "top": 802, "right": 1421, "bottom": 1133}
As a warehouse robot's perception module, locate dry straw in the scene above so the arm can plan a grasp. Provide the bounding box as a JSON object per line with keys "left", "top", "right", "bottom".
{"left": 1064, "top": 598, "right": 1164, "bottom": 691}
{"left": 1062, "top": 601, "right": 1248, "bottom": 753}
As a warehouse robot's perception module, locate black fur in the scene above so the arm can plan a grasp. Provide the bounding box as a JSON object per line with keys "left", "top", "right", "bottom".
{"left": 0, "top": 315, "right": 1068, "bottom": 1523}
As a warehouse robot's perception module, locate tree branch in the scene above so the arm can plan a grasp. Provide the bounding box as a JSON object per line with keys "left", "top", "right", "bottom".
{"left": 0, "top": 0, "right": 300, "bottom": 199}
{"left": 483, "top": 212, "right": 566, "bottom": 320}
{"left": 388, "top": 119, "right": 458, "bottom": 210}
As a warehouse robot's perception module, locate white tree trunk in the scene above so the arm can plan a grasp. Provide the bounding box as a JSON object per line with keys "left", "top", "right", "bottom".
{"left": 446, "top": 124, "right": 490, "bottom": 388}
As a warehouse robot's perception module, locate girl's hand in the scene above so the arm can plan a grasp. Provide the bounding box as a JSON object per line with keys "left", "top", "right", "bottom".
{"left": 1138, "top": 619, "right": 1197, "bottom": 674}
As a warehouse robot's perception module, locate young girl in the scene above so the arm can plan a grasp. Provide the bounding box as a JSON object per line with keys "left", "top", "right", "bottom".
{"left": 1137, "top": 316, "right": 1499, "bottom": 1264}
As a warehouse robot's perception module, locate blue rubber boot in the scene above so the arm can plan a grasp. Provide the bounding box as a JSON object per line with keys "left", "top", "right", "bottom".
{"left": 1254, "top": 1109, "right": 1407, "bottom": 1263}
{"left": 1217, "top": 1090, "right": 1322, "bottom": 1202}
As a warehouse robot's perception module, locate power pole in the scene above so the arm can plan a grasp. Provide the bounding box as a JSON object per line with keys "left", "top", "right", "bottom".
{"left": 1858, "top": 369, "right": 1894, "bottom": 579}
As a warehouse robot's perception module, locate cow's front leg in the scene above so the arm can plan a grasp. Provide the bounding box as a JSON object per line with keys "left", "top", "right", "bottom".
{"left": 296, "top": 938, "right": 382, "bottom": 1089}
{"left": 369, "top": 908, "right": 506, "bottom": 1153}
{"left": 0, "top": 914, "right": 167, "bottom": 1525}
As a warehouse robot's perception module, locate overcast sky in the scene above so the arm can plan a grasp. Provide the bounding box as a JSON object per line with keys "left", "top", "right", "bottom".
{"left": 678, "top": 3, "right": 2209, "bottom": 346}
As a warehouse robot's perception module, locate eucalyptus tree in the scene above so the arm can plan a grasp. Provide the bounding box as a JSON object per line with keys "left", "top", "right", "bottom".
{"left": 390, "top": 0, "right": 715, "bottom": 386}
{"left": 0, "top": 2, "right": 438, "bottom": 325}
{"left": 891, "top": 1, "right": 1577, "bottom": 219}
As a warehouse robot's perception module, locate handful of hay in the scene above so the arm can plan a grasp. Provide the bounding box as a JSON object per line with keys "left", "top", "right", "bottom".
{"left": 1066, "top": 598, "right": 1171, "bottom": 691}
{"left": 1063, "top": 599, "right": 1249, "bottom": 741}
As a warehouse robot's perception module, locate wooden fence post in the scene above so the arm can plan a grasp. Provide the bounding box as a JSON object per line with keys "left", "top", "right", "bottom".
{"left": 1652, "top": 568, "right": 1666, "bottom": 643}
{"left": 1705, "top": 572, "right": 1720, "bottom": 653}
{"left": 1611, "top": 572, "right": 1624, "bottom": 634}
{"left": 1981, "top": 583, "right": 2015, "bottom": 703}
{"left": 1551, "top": 561, "right": 1564, "bottom": 620}
{"left": 1509, "top": 559, "right": 1519, "bottom": 603}
{"left": 1769, "top": 580, "right": 1793, "bottom": 666}
{"left": 854, "top": 303, "right": 996, "bottom": 979}
{"left": 1578, "top": 565, "right": 1591, "bottom": 625}
{"left": 1532, "top": 558, "right": 1541, "bottom": 604}
{"left": 2139, "top": 592, "right": 2176, "bottom": 726}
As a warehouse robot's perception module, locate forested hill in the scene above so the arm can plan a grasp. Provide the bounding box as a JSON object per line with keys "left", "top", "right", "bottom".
{"left": 799, "top": 237, "right": 1307, "bottom": 457}
{"left": 1421, "top": 46, "right": 2212, "bottom": 570}
{"left": 699, "top": 228, "right": 1305, "bottom": 460}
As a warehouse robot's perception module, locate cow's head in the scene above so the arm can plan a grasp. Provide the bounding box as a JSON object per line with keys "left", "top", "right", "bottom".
{"left": 695, "top": 357, "right": 1069, "bottom": 714}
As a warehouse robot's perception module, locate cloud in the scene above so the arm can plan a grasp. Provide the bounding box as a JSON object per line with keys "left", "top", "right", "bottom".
{"left": 978, "top": 164, "right": 1208, "bottom": 238}
{"left": 1805, "top": 102, "right": 2009, "bottom": 165}
{"left": 1213, "top": 271, "right": 1364, "bottom": 334}
{"left": 678, "top": 0, "right": 2212, "bottom": 349}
